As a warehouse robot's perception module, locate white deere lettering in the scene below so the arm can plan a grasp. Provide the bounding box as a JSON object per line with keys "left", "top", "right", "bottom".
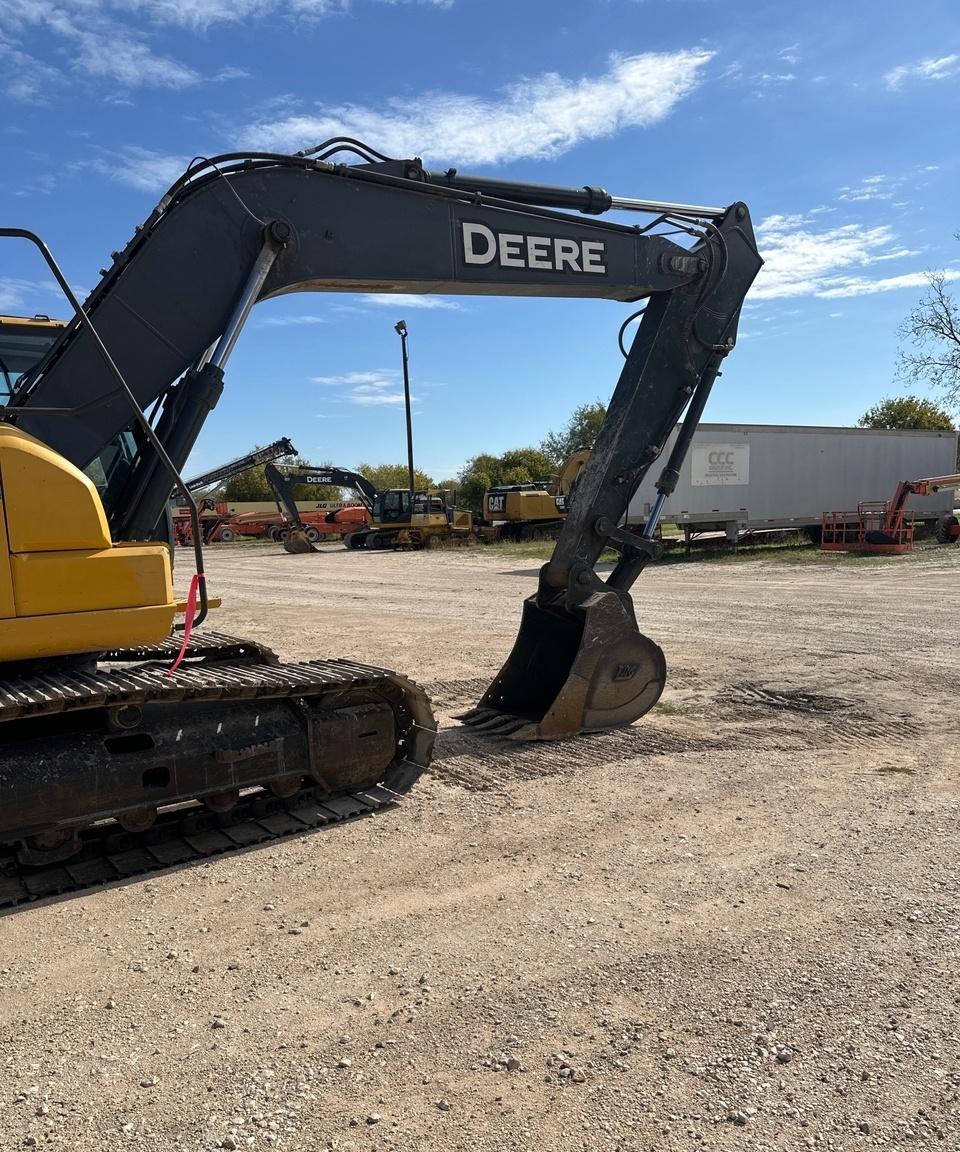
{"left": 581, "top": 240, "right": 606, "bottom": 273}
{"left": 525, "top": 235, "right": 552, "bottom": 269}
{"left": 498, "top": 233, "right": 525, "bottom": 268}
{"left": 462, "top": 222, "right": 496, "bottom": 265}
{"left": 460, "top": 222, "right": 606, "bottom": 274}
{"left": 553, "top": 238, "right": 581, "bottom": 272}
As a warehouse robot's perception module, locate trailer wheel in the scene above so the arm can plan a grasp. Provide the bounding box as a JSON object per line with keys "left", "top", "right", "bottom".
{"left": 304, "top": 526, "right": 320, "bottom": 543}
{"left": 218, "top": 527, "right": 236, "bottom": 543}
{"left": 935, "top": 513, "right": 959, "bottom": 545}
{"left": 267, "top": 526, "right": 281, "bottom": 542}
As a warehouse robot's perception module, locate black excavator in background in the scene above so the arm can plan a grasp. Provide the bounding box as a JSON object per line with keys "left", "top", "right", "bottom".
{"left": 0, "top": 139, "right": 761, "bottom": 890}
{"left": 267, "top": 462, "right": 478, "bottom": 552}
{"left": 264, "top": 461, "right": 377, "bottom": 552}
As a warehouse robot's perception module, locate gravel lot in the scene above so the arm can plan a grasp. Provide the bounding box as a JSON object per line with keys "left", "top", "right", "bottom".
{"left": 1, "top": 542, "right": 958, "bottom": 1152}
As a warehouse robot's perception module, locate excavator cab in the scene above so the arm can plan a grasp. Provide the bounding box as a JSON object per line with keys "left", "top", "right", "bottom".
{"left": 374, "top": 489, "right": 414, "bottom": 524}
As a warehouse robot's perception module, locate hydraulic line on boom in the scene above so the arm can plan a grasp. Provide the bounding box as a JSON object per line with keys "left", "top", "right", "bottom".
{"left": 0, "top": 139, "right": 761, "bottom": 873}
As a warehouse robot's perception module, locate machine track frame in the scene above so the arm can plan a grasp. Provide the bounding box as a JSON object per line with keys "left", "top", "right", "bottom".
{"left": 0, "top": 631, "right": 435, "bottom": 886}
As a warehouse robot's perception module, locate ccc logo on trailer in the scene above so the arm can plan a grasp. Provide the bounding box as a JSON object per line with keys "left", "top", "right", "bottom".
{"left": 708, "top": 451, "right": 735, "bottom": 468}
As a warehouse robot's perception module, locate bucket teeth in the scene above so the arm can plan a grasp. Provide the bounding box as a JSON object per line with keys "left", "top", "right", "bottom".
{"left": 456, "top": 710, "right": 538, "bottom": 738}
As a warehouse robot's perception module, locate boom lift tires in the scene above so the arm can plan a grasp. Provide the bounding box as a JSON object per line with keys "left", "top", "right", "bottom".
{"left": 936, "top": 513, "right": 959, "bottom": 545}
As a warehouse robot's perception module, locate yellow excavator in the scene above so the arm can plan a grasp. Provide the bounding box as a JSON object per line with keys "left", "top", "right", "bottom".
{"left": 481, "top": 449, "right": 591, "bottom": 541}
{"left": 0, "top": 141, "right": 760, "bottom": 899}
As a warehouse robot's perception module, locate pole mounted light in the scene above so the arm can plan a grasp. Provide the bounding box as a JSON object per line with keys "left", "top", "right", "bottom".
{"left": 394, "top": 319, "right": 415, "bottom": 502}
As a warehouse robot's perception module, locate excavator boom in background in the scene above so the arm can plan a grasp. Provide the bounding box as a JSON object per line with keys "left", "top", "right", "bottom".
{"left": 173, "top": 437, "right": 299, "bottom": 543}
{"left": 0, "top": 140, "right": 761, "bottom": 888}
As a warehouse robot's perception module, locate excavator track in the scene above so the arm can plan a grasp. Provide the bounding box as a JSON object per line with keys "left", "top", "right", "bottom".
{"left": 0, "top": 631, "right": 435, "bottom": 905}
{"left": 0, "top": 779, "right": 401, "bottom": 910}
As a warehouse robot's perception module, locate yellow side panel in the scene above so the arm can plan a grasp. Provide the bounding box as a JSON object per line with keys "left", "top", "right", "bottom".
{"left": 0, "top": 483, "right": 15, "bottom": 619}
{"left": 0, "top": 425, "right": 111, "bottom": 552}
{"left": 505, "top": 492, "right": 558, "bottom": 522}
{"left": 12, "top": 546, "right": 173, "bottom": 617}
{"left": 0, "top": 604, "right": 175, "bottom": 663}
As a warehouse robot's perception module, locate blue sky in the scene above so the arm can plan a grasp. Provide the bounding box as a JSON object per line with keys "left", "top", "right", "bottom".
{"left": 1, "top": 0, "right": 958, "bottom": 479}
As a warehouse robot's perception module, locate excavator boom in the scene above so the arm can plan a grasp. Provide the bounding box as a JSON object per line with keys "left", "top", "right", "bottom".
{"left": 0, "top": 140, "right": 761, "bottom": 882}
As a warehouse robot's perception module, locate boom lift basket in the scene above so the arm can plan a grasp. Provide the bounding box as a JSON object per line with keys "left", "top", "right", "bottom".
{"left": 821, "top": 502, "right": 915, "bottom": 554}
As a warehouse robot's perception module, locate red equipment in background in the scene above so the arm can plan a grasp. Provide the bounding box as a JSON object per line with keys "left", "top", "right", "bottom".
{"left": 822, "top": 473, "right": 960, "bottom": 554}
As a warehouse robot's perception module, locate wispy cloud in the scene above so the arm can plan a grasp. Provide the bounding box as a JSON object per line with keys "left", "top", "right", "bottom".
{"left": 0, "top": 277, "right": 59, "bottom": 310}
{"left": 359, "top": 294, "right": 461, "bottom": 311}
{"left": 0, "top": 1, "right": 200, "bottom": 94}
{"left": 752, "top": 213, "right": 943, "bottom": 301}
{"left": 259, "top": 314, "right": 329, "bottom": 327}
{"left": 885, "top": 53, "right": 960, "bottom": 89}
{"left": 312, "top": 368, "right": 411, "bottom": 406}
{"left": 242, "top": 49, "right": 714, "bottom": 164}
{"left": 816, "top": 268, "right": 960, "bottom": 299}
{"left": 838, "top": 164, "right": 940, "bottom": 204}
{"left": 77, "top": 147, "right": 192, "bottom": 191}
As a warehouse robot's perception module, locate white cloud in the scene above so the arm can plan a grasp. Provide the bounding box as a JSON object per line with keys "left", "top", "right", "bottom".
{"left": 752, "top": 214, "right": 944, "bottom": 301}
{"left": 311, "top": 367, "right": 421, "bottom": 406}
{"left": 312, "top": 370, "right": 398, "bottom": 387}
{"left": 0, "top": 277, "right": 60, "bottom": 310}
{"left": 0, "top": 1, "right": 200, "bottom": 92}
{"left": 259, "top": 314, "right": 329, "bottom": 327}
{"left": 359, "top": 294, "right": 461, "bottom": 311}
{"left": 81, "top": 147, "right": 191, "bottom": 191}
{"left": 242, "top": 49, "right": 714, "bottom": 164}
{"left": 119, "top": 0, "right": 349, "bottom": 31}
{"left": 817, "top": 268, "right": 960, "bottom": 299}
{"left": 885, "top": 54, "right": 959, "bottom": 89}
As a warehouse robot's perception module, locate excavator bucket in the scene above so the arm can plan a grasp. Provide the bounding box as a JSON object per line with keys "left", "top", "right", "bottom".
{"left": 283, "top": 528, "right": 317, "bottom": 554}
{"left": 457, "top": 589, "right": 665, "bottom": 741}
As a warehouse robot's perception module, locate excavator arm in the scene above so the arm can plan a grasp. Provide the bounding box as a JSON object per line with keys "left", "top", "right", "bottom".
{"left": 264, "top": 463, "right": 378, "bottom": 524}
{"left": 184, "top": 437, "right": 297, "bottom": 493}
{"left": 6, "top": 142, "right": 762, "bottom": 740}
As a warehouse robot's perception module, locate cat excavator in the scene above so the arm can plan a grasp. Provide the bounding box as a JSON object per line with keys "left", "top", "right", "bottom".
{"left": 481, "top": 449, "right": 592, "bottom": 541}
{"left": 0, "top": 139, "right": 761, "bottom": 886}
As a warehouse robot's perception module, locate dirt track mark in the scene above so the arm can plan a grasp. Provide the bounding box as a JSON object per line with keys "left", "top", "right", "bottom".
{"left": 728, "top": 683, "right": 853, "bottom": 714}
{"left": 431, "top": 724, "right": 714, "bottom": 791}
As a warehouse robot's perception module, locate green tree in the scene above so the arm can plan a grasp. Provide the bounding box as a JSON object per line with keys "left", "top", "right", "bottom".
{"left": 540, "top": 401, "right": 607, "bottom": 467}
{"left": 857, "top": 394, "right": 955, "bottom": 430}
{"left": 456, "top": 447, "right": 556, "bottom": 511}
{"left": 355, "top": 462, "right": 435, "bottom": 494}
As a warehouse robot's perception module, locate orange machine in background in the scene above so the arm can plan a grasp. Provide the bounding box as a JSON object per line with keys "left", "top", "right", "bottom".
{"left": 822, "top": 473, "right": 960, "bottom": 554}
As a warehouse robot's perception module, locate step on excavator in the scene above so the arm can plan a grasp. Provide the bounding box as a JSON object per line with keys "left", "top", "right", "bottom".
{"left": 0, "top": 139, "right": 761, "bottom": 885}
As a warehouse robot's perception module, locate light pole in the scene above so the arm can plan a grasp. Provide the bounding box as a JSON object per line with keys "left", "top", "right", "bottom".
{"left": 394, "top": 319, "right": 415, "bottom": 503}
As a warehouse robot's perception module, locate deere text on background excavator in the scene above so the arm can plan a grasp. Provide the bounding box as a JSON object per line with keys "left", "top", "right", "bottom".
{"left": 0, "top": 138, "right": 761, "bottom": 877}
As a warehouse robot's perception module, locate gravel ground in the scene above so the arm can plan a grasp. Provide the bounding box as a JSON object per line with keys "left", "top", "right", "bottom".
{"left": 1, "top": 542, "right": 958, "bottom": 1152}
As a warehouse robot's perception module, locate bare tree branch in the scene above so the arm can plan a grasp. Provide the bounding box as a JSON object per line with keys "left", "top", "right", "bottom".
{"left": 896, "top": 266, "right": 960, "bottom": 407}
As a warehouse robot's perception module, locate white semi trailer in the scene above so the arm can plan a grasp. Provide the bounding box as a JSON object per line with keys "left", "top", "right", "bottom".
{"left": 626, "top": 423, "right": 958, "bottom": 543}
